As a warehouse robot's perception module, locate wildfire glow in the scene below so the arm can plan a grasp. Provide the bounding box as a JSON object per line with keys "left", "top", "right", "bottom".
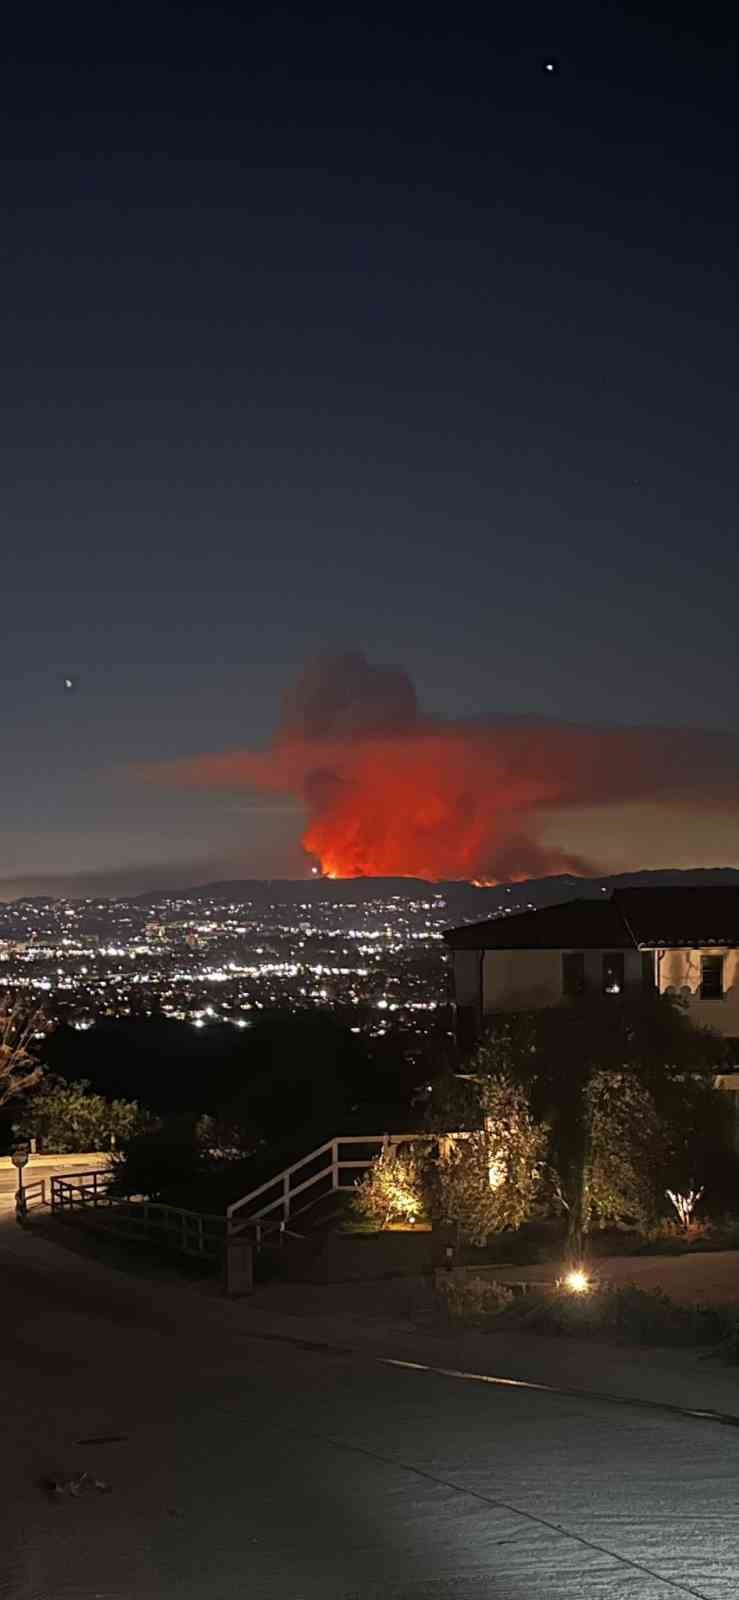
{"left": 138, "top": 651, "right": 738, "bottom": 883}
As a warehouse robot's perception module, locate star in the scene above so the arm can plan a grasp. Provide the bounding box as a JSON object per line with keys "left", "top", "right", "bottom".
{"left": 543, "top": 60, "right": 558, "bottom": 74}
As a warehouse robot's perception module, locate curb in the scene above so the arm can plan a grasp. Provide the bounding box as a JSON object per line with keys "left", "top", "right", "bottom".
{"left": 229, "top": 1320, "right": 739, "bottom": 1430}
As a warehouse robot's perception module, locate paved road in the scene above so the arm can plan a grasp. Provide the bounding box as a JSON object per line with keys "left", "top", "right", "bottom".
{"left": 1, "top": 1220, "right": 737, "bottom": 1600}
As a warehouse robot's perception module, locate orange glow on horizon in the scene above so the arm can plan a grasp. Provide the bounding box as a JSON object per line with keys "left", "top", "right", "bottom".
{"left": 137, "top": 653, "right": 737, "bottom": 884}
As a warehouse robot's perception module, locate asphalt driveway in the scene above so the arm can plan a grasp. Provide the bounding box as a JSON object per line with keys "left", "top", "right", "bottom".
{"left": 2, "top": 1218, "right": 737, "bottom": 1599}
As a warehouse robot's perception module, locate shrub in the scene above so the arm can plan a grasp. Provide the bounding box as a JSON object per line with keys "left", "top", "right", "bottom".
{"left": 352, "top": 1144, "right": 426, "bottom": 1229}
{"left": 498, "top": 1283, "right": 739, "bottom": 1360}
{"left": 108, "top": 1117, "right": 209, "bottom": 1201}
{"left": 14, "top": 1077, "right": 151, "bottom": 1153}
{"left": 437, "top": 1274, "right": 513, "bottom": 1322}
{"left": 636, "top": 1215, "right": 739, "bottom": 1254}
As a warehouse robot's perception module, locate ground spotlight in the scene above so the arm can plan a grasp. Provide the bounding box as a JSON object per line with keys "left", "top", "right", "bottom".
{"left": 563, "top": 1268, "right": 590, "bottom": 1294}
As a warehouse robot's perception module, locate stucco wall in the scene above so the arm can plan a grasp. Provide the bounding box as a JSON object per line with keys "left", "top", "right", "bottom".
{"left": 658, "top": 948, "right": 739, "bottom": 1038}
{"left": 459, "top": 943, "right": 739, "bottom": 1032}
{"left": 453, "top": 950, "right": 482, "bottom": 1007}
{"left": 482, "top": 946, "right": 644, "bottom": 1013}
{"left": 482, "top": 949, "right": 563, "bottom": 1012}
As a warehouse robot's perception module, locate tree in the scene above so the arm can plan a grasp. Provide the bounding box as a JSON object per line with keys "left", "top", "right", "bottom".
{"left": 0, "top": 1002, "right": 46, "bottom": 1111}
{"left": 424, "top": 1074, "right": 548, "bottom": 1246}
{"left": 195, "top": 1112, "right": 260, "bottom": 1163}
{"left": 481, "top": 994, "right": 729, "bottom": 1260}
{"left": 585, "top": 1071, "right": 660, "bottom": 1227}
{"left": 108, "top": 1116, "right": 208, "bottom": 1201}
{"left": 214, "top": 1012, "right": 370, "bottom": 1146}
{"left": 14, "top": 1077, "right": 151, "bottom": 1154}
{"left": 653, "top": 1077, "right": 737, "bottom": 1224}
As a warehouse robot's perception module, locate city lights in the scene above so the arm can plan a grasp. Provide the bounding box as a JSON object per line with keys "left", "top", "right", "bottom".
{"left": 0, "top": 885, "right": 458, "bottom": 1043}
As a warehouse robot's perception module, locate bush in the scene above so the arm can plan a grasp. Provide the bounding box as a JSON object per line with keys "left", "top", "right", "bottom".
{"left": 497, "top": 1283, "right": 739, "bottom": 1360}
{"left": 636, "top": 1216, "right": 739, "bottom": 1255}
{"left": 14, "top": 1077, "right": 151, "bottom": 1153}
{"left": 352, "top": 1145, "right": 426, "bottom": 1229}
{"left": 437, "top": 1274, "right": 513, "bottom": 1323}
{"left": 109, "top": 1117, "right": 209, "bottom": 1201}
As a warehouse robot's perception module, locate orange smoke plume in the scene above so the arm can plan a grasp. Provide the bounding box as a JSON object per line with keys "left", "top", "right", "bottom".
{"left": 139, "top": 653, "right": 738, "bottom": 882}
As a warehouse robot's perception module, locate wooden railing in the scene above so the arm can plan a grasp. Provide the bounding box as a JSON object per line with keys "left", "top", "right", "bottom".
{"left": 50, "top": 1172, "right": 228, "bottom": 1261}
{"left": 14, "top": 1178, "right": 47, "bottom": 1221}
{"left": 50, "top": 1169, "right": 112, "bottom": 1211}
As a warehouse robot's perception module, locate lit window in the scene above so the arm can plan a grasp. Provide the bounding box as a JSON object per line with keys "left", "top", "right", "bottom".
{"left": 562, "top": 952, "right": 586, "bottom": 997}
{"left": 602, "top": 952, "right": 625, "bottom": 995}
{"left": 700, "top": 955, "right": 724, "bottom": 999}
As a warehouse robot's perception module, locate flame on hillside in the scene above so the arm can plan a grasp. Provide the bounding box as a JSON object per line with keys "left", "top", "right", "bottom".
{"left": 139, "top": 652, "right": 738, "bottom": 882}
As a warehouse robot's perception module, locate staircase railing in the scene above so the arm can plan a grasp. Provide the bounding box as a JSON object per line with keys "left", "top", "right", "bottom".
{"left": 44, "top": 1134, "right": 433, "bottom": 1253}
{"left": 226, "top": 1132, "right": 429, "bottom": 1243}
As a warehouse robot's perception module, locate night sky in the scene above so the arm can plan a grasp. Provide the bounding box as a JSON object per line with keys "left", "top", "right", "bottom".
{"left": 2, "top": 3, "right": 736, "bottom": 896}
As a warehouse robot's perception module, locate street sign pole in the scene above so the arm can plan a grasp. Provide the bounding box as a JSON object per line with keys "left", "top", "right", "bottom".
{"left": 12, "top": 1146, "right": 29, "bottom": 1224}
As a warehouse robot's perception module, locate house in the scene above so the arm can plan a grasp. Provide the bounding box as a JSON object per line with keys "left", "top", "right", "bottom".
{"left": 444, "top": 885, "right": 739, "bottom": 1052}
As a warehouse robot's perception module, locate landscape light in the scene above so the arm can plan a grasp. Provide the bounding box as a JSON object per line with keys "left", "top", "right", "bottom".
{"left": 563, "top": 1268, "right": 590, "bottom": 1294}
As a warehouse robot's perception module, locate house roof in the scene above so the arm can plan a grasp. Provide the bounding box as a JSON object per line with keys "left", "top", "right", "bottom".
{"left": 613, "top": 886, "right": 739, "bottom": 948}
{"left": 443, "top": 898, "right": 634, "bottom": 951}
{"left": 443, "top": 885, "right": 739, "bottom": 952}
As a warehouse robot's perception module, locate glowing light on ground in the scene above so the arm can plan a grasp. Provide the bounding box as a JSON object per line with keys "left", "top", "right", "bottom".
{"left": 562, "top": 1268, "right": 590, "bottom": 1294}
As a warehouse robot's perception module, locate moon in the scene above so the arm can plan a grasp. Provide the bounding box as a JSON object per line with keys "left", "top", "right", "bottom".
{"left": 64, "top": 677, "right": 75, "bottom": 691}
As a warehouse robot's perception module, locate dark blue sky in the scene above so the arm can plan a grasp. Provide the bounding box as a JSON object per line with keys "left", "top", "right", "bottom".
{"left": 2, "top": 3, "right": 736, "bottom": 894}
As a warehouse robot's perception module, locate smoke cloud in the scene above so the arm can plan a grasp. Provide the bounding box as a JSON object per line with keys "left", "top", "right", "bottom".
{"left": 140, "top": 652, "right": 738, "bottom": 882}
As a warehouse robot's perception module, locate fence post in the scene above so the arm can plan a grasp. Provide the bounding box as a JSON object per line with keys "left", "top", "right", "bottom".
{"left": 224, "top": 1222, "right": 253, "bottom": 1297}
{"left": 283, "top": 1170, "right": 290, "bottom": 1223}
{"left": 331, "top": 1138, "right": 339, "bottom": 1190}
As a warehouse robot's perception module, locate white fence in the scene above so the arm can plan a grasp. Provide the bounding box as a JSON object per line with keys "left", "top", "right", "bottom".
{"left": 226, "top": 1132, "right": 430, "bottom": 1243}
{"left": 43, "top": 1132, "right": 434, "bottom": 1255}
{"left": 50, "top": 1171, "right": 229, "bottom": 1261}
